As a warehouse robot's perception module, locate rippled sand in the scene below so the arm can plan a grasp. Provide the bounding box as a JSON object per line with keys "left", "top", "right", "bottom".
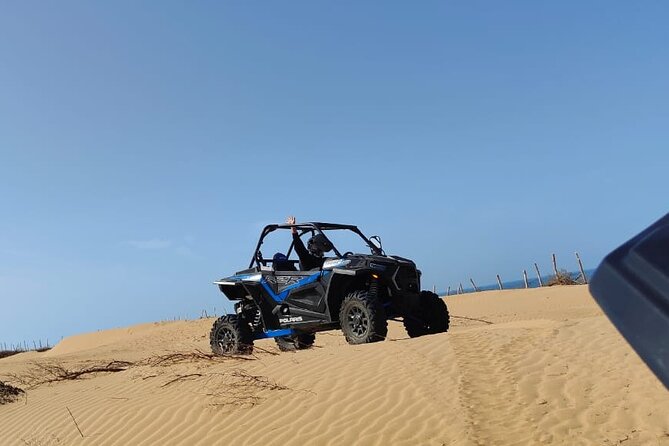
{"left": 1, "top": 285, "right": 667, "bottom": 445}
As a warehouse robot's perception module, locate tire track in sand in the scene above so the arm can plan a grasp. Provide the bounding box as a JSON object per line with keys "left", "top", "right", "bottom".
{"left": 448, "top": 320, "right": 557, "bottom": 445}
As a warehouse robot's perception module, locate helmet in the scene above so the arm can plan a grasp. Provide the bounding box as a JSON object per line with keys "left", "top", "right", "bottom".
{"left": 273, "top": 252, "right": 288, "bottom": 262}
{"left": 272, "top": 252, "right": 296, "bottom": 271}
{"left": 307, "top": 233, "right": 333, "bottom": 257}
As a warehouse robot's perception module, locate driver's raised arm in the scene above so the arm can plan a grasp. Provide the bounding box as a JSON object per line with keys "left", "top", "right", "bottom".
{"left": 287, "top": 216, "right": 312, "bottom": 268}
{"left": 286, "top": 216, "right": 325, "bottom": 270}
{"left": 292, "top": 232, "right": 310, "bottom": 262}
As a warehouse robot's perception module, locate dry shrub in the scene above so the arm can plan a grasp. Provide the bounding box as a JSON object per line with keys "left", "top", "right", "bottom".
{"left": 0, "top": 350, "right": 21, "bottom": 360}
{"left": 3, "top": 348, "right": 294, "bottom": 410}
{"left": 0, "top": 346, "right": 51, "bottom": 359}
{"left": 5, "top": 349, "right": 263, "bottom": 390}
{"left": 145, "top": 349, "right": 257, "bottom": 367}
{"left": 547, "top": 269, "right": 578, "bottom": 286}
{"left": 0, "top": 381, "right": 24, "bottom": 405}
{"left": 7, "top": 360, "right": 133, "bottom": 388}
{"left": 228, "top": 369, "right": 289, "bottom": 391}
{"left": 204, "top": 369, "right": 290, "bottom": 408}
{"left": 143, "top": 346, "right": 278, "bottom": 367}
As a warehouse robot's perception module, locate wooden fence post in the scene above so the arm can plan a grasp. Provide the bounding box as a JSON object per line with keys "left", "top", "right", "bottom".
{"left": 523, "top": 270, "right": 529, "bottom": 288}
{"left": 534, "top": 263, "right": 543, "bottom": 287}
{"left": 459, "top": 283, "right": 464, "bottom": 294}
{"left": 496, "top": 274, "right": 504, "bottom": 290}
{"left": 575, "top": 252, "right": 588, "bottom": 284}
{"left": 470, "top": 278, "right": 479, "bottom": 292}
{"left": 552, "top": 253, "right": 559, "bottom": 277}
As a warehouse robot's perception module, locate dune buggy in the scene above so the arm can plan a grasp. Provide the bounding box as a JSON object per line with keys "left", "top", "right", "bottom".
{"left": 211, "top": 222, "right": 449, "bottom": 353}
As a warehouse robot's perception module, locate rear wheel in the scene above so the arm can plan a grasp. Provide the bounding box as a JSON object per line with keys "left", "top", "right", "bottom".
{"left": 210, "top": 315, "right": 254, "bottom": 355}
{"left": 275, "top": 333, "right": 316, "bottom": 352}
{"left": 403, "top": 291, "right": 450, "bottom": 338}
{"left": 339, "top": 290, "right": 388, "bottom": 344}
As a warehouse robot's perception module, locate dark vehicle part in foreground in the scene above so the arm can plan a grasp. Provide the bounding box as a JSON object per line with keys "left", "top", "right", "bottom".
{"left": 211, "top": 222, "right": 449, "bottom": 354}
{"left": 590, "top": 212, "right": 669, "bottom": 390}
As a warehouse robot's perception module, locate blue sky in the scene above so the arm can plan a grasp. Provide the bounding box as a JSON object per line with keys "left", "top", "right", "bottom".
{"left": 1, "top": 2, "right": 667, "bottom": 346}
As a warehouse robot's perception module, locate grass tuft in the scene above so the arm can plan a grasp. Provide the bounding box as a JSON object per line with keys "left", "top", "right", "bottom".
{"left": 547, "top": 269, "right": 579, "bottom": 286}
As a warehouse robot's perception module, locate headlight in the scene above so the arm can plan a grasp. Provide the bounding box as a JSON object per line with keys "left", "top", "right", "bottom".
{"left": 322, "top": 259, "right": 351, "bottom": 269}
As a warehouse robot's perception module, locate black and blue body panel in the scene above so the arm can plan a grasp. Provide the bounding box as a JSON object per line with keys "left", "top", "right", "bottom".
{"left": 214, "top": 222, "right": 424, "bottom": 340}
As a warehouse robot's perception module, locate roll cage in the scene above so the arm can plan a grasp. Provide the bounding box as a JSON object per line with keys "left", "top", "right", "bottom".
{"left": 249, "top": 222, "right": 382, "bottom": 269}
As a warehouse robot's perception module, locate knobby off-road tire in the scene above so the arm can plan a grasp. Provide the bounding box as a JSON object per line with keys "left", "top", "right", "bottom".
{"left": 275, "top": 333, "right": 316, "bottom": 352}
{"left": 403, "top": 291, "right": 450, "bottom": 338}
{"left": 210, "top": 315, "right": 254, "bottom": 355}
{"left": 339, "top": 290, "right": 388, "bottom": 344}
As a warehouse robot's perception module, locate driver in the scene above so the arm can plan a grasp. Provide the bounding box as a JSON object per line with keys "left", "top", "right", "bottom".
{"left": 286, "top": 216, "right": 333, "bottom": 270}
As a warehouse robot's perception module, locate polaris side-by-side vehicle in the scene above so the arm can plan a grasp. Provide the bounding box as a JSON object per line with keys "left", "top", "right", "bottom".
{"left": 210, "top": 222, "right": 449, "bottom": 354}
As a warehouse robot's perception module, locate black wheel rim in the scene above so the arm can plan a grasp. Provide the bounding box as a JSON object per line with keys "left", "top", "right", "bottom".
{"left": 347, "top": 305, "right": 369, "bottom": 338}
{"left": 216, "top": 326, "right": 237, "bottom": 353}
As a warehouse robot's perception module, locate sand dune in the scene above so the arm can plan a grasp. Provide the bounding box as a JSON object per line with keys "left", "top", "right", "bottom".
{"left": 1, "top": 286, "right": 668, "bottom": 445}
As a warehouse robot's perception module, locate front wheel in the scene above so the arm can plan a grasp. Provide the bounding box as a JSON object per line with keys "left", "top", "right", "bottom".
{"left": 210, "top": 315, "right": 254, "bottom": 355}
{"left": 339, "top": 290, "right": 388, "bottom": 344}
{"left": 403, "top": 291, "right": 450, "bottom": 338}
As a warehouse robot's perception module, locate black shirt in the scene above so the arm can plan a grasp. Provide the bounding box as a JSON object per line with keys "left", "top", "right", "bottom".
{"left": 293, "top": 233, "right": 324, "bottom": 270}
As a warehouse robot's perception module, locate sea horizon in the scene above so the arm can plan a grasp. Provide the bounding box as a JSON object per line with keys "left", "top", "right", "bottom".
{"left": 441, "top": 268, "right": 596, "bottom": 296}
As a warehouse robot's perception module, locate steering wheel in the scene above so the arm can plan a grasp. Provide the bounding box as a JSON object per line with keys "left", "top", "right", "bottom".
{"left": 342, "top": 251, "right": 354, "bottom": 258}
